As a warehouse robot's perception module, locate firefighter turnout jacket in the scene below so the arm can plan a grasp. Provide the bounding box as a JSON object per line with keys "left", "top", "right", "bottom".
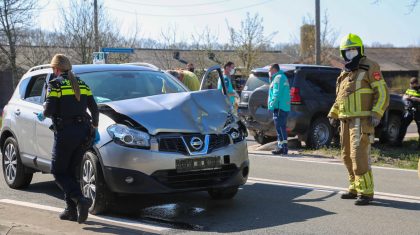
{"left": 328, "top": 57, "right": 390, "bottom": 121}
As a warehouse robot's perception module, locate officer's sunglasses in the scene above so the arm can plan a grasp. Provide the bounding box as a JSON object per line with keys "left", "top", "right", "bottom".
{"left": 411, "top": 81, "right": 418, "bottom": 84}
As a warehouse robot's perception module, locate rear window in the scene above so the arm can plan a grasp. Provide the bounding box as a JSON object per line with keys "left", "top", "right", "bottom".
{"left": 243, "top": 74, "right": 269, "bottom": 91}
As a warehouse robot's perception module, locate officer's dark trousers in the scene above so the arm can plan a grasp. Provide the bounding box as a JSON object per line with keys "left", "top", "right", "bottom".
{"left": 51, "top": 123, "right": 89, "bottom": 202}
{"left": 398, "top": 110, "right": 420, "bottom": 144}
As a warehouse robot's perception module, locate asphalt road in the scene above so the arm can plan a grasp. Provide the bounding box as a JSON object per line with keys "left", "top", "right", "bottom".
{"left": 1, "top": 140, "right": 419, "bottom": 234}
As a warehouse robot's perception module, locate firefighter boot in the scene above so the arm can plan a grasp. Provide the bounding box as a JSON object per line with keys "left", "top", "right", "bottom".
{"left": 341, "top": 177, "right": 357, "bottom": 199}
{"left": 355, "top": 195, "right": 373, "bottom": 205}
{"left": 59, "top": 199, "right": 77, "bottom": 221}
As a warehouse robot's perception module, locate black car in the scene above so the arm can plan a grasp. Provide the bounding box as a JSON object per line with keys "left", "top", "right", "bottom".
{"left": 238, "top": 64, "right": 405, "bottom": 148}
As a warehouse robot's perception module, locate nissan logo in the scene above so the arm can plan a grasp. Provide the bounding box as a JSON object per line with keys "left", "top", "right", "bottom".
{"left": 190, "top": 137, "right": 203, "bottom": 150}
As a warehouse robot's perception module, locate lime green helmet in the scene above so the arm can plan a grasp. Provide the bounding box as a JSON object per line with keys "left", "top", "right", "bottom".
{"left": 340, "top": 33, "right": 364, "bottom": 57}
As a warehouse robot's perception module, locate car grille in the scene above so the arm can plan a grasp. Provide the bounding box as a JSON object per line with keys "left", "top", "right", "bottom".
{"left": 158, "top": 134, "right": 230, "bottom": 155}
{"left": 151, "top": 164, "right": 238, "bottom": 189}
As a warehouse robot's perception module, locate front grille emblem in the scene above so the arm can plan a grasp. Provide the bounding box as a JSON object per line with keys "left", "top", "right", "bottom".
{"left": 190, "top": 137, "right": 203, "bottom": 150}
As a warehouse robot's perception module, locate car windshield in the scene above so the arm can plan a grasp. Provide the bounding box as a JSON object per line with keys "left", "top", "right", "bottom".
{"left": 78, "top": 70, "right": 187, "bottom": 103}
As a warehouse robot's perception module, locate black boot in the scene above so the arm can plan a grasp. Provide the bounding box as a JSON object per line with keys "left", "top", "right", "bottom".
{"left": 59, "top": 199, "right": 77, "bottom": 221}
{"left": 271, "top": 147, "right": 284, "bottom": 155}
{"left": 354, "top": 195, "right": 373, "bottom": 206}
{"left": 341, "top": 192, "right": 358, "bottom": 199}
{"left": 75, "top": 197, "right": 92, "bottom": 224}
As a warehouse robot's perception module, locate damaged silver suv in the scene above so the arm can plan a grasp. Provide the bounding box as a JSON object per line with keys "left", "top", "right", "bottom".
{"left": 0, "top": 64, "right": 249, "bottom": 214}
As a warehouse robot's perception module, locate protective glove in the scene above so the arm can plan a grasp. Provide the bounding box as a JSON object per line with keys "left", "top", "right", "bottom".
{"left": 329, "top": 117, "right": 339, "bottom": 128}
{"left": 94, "top": 128, "right": 100, "bottom": 144}
{"left": 371, "top": 116, "right": 381, "bottom": 127}
{"left": 37, "top": 112, "right": 45, "bottom": 121}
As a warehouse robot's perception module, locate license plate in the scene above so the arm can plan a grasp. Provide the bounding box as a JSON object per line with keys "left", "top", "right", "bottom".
{"left": 176, "top": 156, "right": 221, "bottom": 172}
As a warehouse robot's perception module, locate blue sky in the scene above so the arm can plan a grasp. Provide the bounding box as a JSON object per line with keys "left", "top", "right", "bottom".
{"left": 38, "top": 0, "right": 420, "bottom": 47}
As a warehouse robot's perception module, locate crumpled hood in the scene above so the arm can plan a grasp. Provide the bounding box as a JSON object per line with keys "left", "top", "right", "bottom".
{"left": 104, "top": 90, "right": 230, "bottom": 135}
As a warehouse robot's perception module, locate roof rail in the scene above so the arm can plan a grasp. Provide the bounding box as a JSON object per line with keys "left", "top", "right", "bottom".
{"left": 27, "top": 64, "right": 52, "bottom": 73}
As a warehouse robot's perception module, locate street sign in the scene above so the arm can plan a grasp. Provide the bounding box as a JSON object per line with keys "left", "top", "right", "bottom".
{"left": 101, "top": 47, "right": 134, "bottom": 54}
{"left": 92, "top": 52, "right": 105, "bottom": 64}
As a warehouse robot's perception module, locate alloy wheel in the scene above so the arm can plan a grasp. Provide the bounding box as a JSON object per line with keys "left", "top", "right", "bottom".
{"left": 82, "top": 159, "right": 96, "bottom": 202}
{"left": 4, "top": 143, "right": 17, "bottom": 184}
{"left": 313, "top": 123, "right": 329, "bottom": 147}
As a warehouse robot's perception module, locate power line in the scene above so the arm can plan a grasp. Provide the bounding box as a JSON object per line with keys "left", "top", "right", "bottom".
{"left": 106, "top": 0, "right": 274, "bottom": 17}
{"left": 115, "top": 0, "right": 233, "bottom": 8}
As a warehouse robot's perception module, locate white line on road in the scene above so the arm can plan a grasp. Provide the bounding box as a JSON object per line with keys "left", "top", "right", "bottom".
{"left": 0, "top": 199, "right": 170, "bottom": 234}
{"left": 248, "top": 152, "right": 418, "bottom": 173}
{"left": 248, "top": 177, "right": 420, "bottom": 204}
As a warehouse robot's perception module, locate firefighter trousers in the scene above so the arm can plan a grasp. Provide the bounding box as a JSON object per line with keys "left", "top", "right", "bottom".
{"left": 340, "top": 117, "right": 374, "bottom": 196}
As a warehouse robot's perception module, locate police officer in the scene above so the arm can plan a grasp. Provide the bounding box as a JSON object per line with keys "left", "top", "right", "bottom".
{"left": 37, "top": 54, "right": 99, "bottom": 223}
{"left": 328, "top": 34, "right": 390, "bottom": 205}
{"left": 397, "top": 77, "right": 420, "bottom": 148}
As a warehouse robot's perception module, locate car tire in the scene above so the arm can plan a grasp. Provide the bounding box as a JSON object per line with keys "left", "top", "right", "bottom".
{"left": 1, "top": 137, "right": 33, "bottom": 189}
{"left": 81, "top": 151, "right": 113, "bottom": 215}
{"left": 208, "top": 186, "right": 239, "bottom": 200}
{"left": 253, "top": 132, "right": 276, "bottom": 145}
{"left": 379, "top": 113, "right": 401, "bottom": 146}
{"left": 306, "top": 117, "right": 333, "bottom": 149}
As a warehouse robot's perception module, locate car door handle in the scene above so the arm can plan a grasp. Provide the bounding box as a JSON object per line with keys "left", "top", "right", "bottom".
{"left": 14, "top": 109, "right": 21, "bottom": 115}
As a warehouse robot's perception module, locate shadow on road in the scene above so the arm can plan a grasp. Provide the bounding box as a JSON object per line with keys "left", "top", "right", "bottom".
{"left": 371, "top": 198, "right": 420, "bottom": 211}
{"left": 83, "top": 220, "right": 156, "bottom": 235}
{"left": 107, "top": 183, "right": 337, "bottom": 232}
{"left": 18, "top": 180, "right": 63, "bottom": 200}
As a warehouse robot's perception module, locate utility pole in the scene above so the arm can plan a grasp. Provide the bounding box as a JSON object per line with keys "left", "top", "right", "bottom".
{"left": 315, "top": 0, "right": 321, "bottom": 65}
{"left": 94, "top": 0, "right": 99, "bottom": 52}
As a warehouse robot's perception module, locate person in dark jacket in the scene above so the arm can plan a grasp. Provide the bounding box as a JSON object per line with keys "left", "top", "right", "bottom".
{"left": 37, "top": 54, "right": 99, "bottom": 223}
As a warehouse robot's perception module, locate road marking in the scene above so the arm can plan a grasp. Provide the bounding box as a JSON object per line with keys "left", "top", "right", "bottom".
{"left": 248, "top": 152, "right": 418, "bottom": 173}
{"left": 248, "top": 177, "right": 420, "bottom": 204}
{"left": 0, "top": 199, "right": 170, "bottom": 234}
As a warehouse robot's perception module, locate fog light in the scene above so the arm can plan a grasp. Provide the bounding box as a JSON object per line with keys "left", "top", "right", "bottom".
{"left": 125, "top": 176, "right": 134, "bottom": 184}
{"left": 230, "top": 131, "right": 240, "bottom": 139}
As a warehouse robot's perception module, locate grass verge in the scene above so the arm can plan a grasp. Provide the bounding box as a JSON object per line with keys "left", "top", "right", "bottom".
{"left": 299, "top": 138, "right": 419, "bottom": 170}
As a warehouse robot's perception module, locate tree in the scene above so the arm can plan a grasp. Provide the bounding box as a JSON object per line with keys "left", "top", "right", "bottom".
{"left": 0, "top": 0, "right": 37, "bottom": 87}
{"left": 58, "top": 0, "right": 135, "bottom": 64}
{"left": 227, "top": 12, "right": 276, "bottom": 75}
{"left": 19, "top": 29, "right": 54, "bottom": 69}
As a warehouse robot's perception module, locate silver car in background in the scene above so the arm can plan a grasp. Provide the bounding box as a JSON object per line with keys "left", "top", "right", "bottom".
{"left": 0, "top": 64, "right": 249, "bottom": 214}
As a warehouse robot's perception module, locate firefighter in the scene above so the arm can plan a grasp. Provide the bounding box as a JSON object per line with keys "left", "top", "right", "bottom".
{"left": 328, "top": 34, "right": 390, "bottom": 205}
{"left": 397, "top": 77, "right": 420, "bottom": 148}
{"left": 37, "top": 54, "right": 99, "bottom": 223}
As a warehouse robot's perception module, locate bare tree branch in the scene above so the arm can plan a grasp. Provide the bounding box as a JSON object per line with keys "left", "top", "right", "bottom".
{"left": 0, "top": 0, "right": 37, "bottom": 86}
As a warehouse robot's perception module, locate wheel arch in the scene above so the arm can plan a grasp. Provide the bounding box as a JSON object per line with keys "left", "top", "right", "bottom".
{"left": 0, "top": 128, "right": 18, "bottom": 154}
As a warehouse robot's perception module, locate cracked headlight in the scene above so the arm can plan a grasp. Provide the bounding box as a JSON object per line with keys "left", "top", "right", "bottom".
{"left": 107, "top": 124, "right": 150, "bottom": 148}
{"left": 223, "top": 113, "right": 246, "bottom": 143}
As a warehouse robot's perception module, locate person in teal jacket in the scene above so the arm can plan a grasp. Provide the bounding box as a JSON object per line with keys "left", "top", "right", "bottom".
{"left": 268, "top": 63, "right": 291, "bottom": 155}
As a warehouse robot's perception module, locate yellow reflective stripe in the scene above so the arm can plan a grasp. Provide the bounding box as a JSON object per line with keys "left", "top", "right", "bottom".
{"left": 60, "top": 85, "right": 90, "bottom": 90}
{"left": 330, "top": 106, "right": 339, "bottom": 114}
{"left": 357, "top": 88, "right": 373, "bottom": 94}
{"left": 60, "top": 88, "right": 92, "bottom": 96}
{"left": 349, "top": 94, "right": 355, "bottom": 113}
{"left": 371, "top": 80, "right": 387, "bottom": 115}
{"left": 406, "top": 89, "right": 420, "bottom": 97}
{"left": 47, "top": 91, "right": 61, "bottom": 98}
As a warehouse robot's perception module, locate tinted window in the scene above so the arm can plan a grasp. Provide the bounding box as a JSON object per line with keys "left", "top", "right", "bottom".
{"left": 305, "top": 72, "right": 339, "bottom": 94}
{"left": 78, "top": 70, "right": 187, "bottom": 103}
{"left": 24, "top": 74, "right": 47, "bottom": 104}
{"left": 244, "top": 74, "right": 269, "bottom": 91}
